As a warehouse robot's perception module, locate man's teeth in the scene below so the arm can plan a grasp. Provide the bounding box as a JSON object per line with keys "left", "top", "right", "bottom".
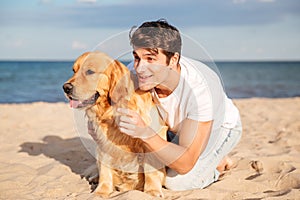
{"left": 140, "top": 75, "right": 151, "bottom": 79}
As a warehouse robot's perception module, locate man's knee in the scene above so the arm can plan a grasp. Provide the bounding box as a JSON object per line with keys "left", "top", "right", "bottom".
{"left": 164, "top": 168, "right": 219, "bottom": 191}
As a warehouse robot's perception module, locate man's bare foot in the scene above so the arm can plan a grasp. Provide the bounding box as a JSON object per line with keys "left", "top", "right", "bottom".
{"left": 216, "top": 156, "right": 234, "bottom": 174}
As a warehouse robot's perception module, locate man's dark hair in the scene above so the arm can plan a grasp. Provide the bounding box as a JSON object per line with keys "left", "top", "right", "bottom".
{"left": 129, "top": 19, "right": 182, "bottom": 65}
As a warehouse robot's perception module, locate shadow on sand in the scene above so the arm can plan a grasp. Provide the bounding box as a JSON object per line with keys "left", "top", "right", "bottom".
{"left": 19, "top": 135, "right": 97, "bottom": 176}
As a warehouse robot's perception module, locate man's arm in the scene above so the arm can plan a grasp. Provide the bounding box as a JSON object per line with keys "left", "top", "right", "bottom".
{"left": 143, "top": 119, "right": 212, "bottom": 174}
{"left": 117, "top": 107, "right": 213, "bottom": 174}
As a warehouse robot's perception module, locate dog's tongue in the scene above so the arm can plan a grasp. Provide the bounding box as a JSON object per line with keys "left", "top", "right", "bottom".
{"left": 70, "top": 100, "right": 81, "bottom": 108}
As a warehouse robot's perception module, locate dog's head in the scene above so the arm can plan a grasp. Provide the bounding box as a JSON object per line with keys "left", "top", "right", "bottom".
{"left": 63, "top": 51, "right": 134, "bottom": 109}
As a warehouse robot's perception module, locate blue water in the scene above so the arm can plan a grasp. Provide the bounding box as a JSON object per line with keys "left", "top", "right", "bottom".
{"left": 0, "top": 61, "right": 299, "bottom": 103}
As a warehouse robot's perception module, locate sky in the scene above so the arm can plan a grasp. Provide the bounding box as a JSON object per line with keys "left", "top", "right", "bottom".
{"left": 0, "top": 0, "right": 300, "bottom": 61}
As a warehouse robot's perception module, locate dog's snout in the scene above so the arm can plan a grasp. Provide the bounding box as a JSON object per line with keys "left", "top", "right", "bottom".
{"left": 63, "top": 83, "right": 73, "bottom": 94}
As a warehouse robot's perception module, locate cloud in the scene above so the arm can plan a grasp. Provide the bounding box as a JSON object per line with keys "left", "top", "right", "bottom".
{"left": 232, "top": 0, "right": 246, "bottom": 4}
{"left": 72, "top": 40, "right": 88, "bottom": 50}
{"left": 38, "top": 0, "right": 53, "bottom": 5}
{"left": 11, "top": 39, "right": 26, "bottom": 48}
{"left": 233, "top": 0, "right": 275, "bottom": 3}
{"left": 77, "top": 0, "right": 97, "bottom": 4}
{"left": 258, "top": 0, "right": 275, "bottom": 2}
{"left": 77, "top": 0, "right": 133, "bottom": 5}
{"left": 256, "top": 47, "right": 264, "bottom": 54}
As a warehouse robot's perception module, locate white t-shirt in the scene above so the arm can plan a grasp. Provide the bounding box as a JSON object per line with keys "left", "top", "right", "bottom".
{"left": 151, "top": 56, "right": 240, "bottom": 156}
{"left": 152, "top": 56, "right": 239, "bottom": 129}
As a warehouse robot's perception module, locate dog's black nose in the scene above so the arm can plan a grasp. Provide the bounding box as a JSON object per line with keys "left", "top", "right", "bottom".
{"left": 63, "top": 83, "right": 73, "bottom": 94}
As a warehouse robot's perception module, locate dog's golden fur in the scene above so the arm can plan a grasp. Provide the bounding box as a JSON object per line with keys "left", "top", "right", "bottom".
{"left": 63, "top": 51, "right": 168, "bottom": 197}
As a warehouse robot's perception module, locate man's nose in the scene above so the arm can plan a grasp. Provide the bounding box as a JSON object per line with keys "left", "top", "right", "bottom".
{"left": 135, "top": 60, "right": 147, "bottom": 73}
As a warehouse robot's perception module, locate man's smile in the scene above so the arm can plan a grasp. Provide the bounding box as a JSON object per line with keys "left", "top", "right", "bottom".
{"left": 138, "top": 74, "right": 153, "bottom": 83}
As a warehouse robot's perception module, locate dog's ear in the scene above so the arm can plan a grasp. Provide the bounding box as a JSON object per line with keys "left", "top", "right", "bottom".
{"left": 108, "top": 60, "right": 134, "bottom": 103}
{"left": 97, "top": 74, "right": 110, "bottom": 96}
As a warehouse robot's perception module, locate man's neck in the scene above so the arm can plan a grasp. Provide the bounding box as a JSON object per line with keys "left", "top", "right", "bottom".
{"left": 155, "top": 64, "right": 181, "bottom": 98}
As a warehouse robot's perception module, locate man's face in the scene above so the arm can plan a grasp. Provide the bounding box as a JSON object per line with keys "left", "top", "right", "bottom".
{"left": 133, "top": 48, "right": 171, "bottom": 91}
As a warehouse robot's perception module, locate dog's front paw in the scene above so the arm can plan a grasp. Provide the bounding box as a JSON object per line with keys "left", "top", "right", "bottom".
{"left": 94, "top": 183, "right": 113, "bottom": 198}
{"left": 81, "top": 163, "right": 99, "bottom": 183}
{"left": 144, "top": 189, "right": 164, "bottom": 198}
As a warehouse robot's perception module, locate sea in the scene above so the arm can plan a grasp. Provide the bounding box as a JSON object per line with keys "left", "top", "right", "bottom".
{"left": 0, "top": 60, "right": 299, "bottom": 103}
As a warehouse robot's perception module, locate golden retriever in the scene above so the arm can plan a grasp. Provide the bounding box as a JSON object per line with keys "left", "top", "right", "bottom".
{"left": 63, "top": 51, "right": 168, "bottom": 197}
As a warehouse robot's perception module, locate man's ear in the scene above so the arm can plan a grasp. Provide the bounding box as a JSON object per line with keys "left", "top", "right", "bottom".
{"left": 170, "top": 52, "right": 180, "bottom": 67}
{"left": 108, "top": 60, "right": 134, "bottom": 103}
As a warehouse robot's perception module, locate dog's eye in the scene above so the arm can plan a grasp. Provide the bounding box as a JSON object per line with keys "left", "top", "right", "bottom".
{"left": 86, "top": 69, "right": 95, "bottom": 75}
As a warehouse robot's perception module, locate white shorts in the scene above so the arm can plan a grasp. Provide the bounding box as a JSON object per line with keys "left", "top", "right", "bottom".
{"left": 165, "top": 118, "right": 242, "bottom": 191}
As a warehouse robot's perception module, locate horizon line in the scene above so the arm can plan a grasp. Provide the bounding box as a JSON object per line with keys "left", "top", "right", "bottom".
{"left": 1, "top": 58, "right": 300, "bottom": 63}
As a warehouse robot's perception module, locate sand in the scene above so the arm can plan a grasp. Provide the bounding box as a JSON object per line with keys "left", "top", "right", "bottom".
{"left": 0, "top": 98, "right": 299, "bottom": 199}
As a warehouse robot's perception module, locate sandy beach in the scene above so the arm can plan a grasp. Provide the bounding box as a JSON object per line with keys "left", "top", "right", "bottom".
{"left": 0, "top": 98, "right": 299, "bottom": 199}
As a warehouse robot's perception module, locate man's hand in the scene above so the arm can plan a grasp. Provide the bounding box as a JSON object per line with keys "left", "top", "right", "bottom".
{"left": 117, "top": 108, "right": 156, "bottom": 140}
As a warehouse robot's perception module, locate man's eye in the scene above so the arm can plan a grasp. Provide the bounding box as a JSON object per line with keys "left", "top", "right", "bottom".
{"left": 86, "top": 69, "right": 95, "bottom": 75}
{"left": 147, "top": 57, "right": 155, "bottom": 62}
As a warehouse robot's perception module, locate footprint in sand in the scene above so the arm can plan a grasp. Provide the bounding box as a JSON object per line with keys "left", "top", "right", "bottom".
{"left": 245, "top": 160, "right": 263, "bottom": 180}
{"left": 275, "top": 162, "right": 299, "bottom": 190}
{"left": 250, "top": 160, "right": 263, "bottom": 174}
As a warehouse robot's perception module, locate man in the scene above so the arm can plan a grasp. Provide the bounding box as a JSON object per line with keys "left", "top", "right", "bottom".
{"left": 117, "top": 19, "right": 242, "bottom": 190}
